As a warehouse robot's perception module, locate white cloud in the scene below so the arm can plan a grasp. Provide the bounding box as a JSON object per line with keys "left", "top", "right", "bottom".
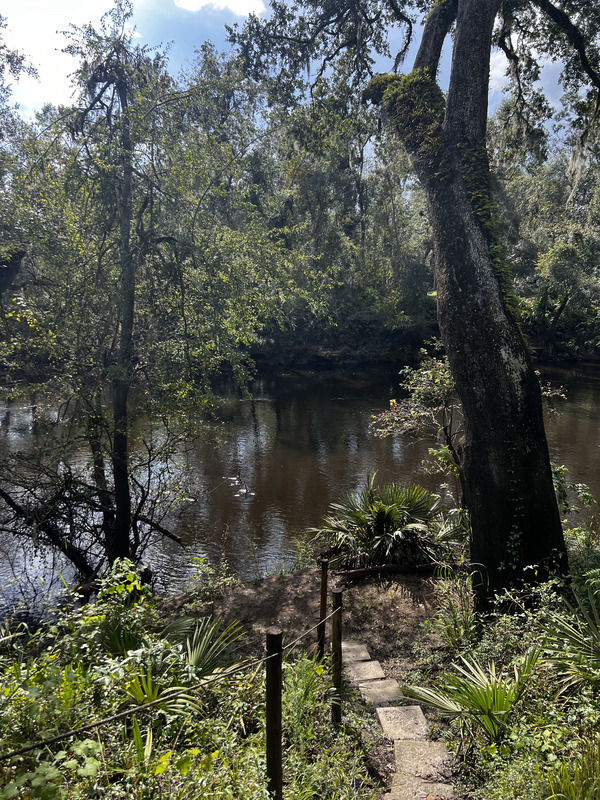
{"left": 174, "top": 0, "right": 265, "bottom": 15}
{"left": 126, "top": 24, "right": 143, "bottom": 39}
{"left": 3, "top": 0, "right": 262, "bottom": 115}
{"left": 3, "top": 2, "right": 112, "bottom": 116}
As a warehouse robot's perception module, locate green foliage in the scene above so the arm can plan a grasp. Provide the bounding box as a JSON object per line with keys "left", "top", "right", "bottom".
{"left": 404, "top": 648, "right": 540, "bottom": 744}
{"left": 541, "top": 737, "right": 600, "bottom": 800}
{"left": 372, "top": 348, "right": 464, "bottom": 503}
{"left": 183, "top": 555, "right": 240, "bottom": 606}
{"left": 563, "top": 523, "right": 600, "bottom": 585}
{"left": 162, "top": 615, "right": 245, "bottom": 675}
{"left": 309, "top": 471, "right": 451, "bottom": 568}
{"left": 365, "top": 69, "right": 447, "bottom": 178}
{"left": 410, "top": 567, "right": 600, "bottom": 799}
{"left": 425, "top": 566, "right": 478, "bottom": 653}
{"left": 542, "top": 590, "right": 600, "bottom": 694}
{"left": 372, "top": 348, "right": 456, "bottom": 441}
{"left": 552, "top": 464, "right": 596, "bottom": 516}
{"left": 0, "top": 562, "right": 378, "bottom": 799}
{"left": 495, "top": 145, "right": 600, "bottom": 361}
{"left": 78, "top": 558, "right": 158, "bottom": 658}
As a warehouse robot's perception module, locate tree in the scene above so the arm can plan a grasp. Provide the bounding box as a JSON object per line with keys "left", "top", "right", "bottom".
{"left": 242, "top": 64, "right": 435, "bottom": 364}
{"left": 0, "top": 14, "right": 35, "bottom": 283}
{"left": 372, "top": 347, "right": 465, "bottom": 505}
{"left": 0, "top": 8, "right": 307, "bottom": 584}
{"left": 492, "top": 146, "right": 600, "bottom": 360}
{"left": 231, "top": 0, "right": 600, "bottom": 607}
{"left": 0, "top": 13, "right": 36, "bottom": 141}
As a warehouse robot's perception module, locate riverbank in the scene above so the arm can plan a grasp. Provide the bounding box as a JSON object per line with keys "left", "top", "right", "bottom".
{"left": 161, "top": 567, "right": 436, "bottom": 659}
{"left": 160, "top": 568, "right": 445, "bottom": 793}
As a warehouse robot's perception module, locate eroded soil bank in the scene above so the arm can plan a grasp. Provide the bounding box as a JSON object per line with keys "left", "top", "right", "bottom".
{"left": 161, "top": 568, "right": 435, "bottom": 659}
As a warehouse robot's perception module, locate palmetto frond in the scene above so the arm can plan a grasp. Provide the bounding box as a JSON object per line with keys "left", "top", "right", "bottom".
{"left": 123, "top": 666, "right": 200, "bottom": 716}
{"left": 162, "top": 615, "right": 245, "bottom": 677}
{"left": 309, "top": 472, "right": 457, "bottom": 568}
{"left": 403, "top": 648, "right": 540, "bottom": 743}
{"left": 542, "top": 590, "right": 600, "bottom": 692}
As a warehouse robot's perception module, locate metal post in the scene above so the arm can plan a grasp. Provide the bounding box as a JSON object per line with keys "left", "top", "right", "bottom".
{"left": 317, "top": 558, "right": 329, "bottom": 660}
{"left": 265, "top": 628, "right": 283, "bottom": 800}
{"left": 331, "top": 589, "right": 343, "bottom": 726}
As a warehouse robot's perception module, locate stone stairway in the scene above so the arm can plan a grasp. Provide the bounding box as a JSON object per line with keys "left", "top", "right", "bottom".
{"left": 342, "top": 641, "right": 454, "bottom": 800}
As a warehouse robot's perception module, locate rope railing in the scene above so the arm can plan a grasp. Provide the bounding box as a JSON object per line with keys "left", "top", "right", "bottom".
{"left": 0, "top": 585, "right": 343, "bottom": 770}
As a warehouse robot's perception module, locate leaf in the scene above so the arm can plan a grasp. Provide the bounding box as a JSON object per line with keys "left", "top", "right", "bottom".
{"left": 154, "top": 751, "right": 173, "bottom": 776}
{"left": 175, "top": 753, "right": 192, "bottom": 776}
{"left": 403, "top": 649, "right": 540, "bottom": 743}
{"left": 163, "top": 616, "right": 245, "bottom": 676}
{"left": 77, "top": 758, "right": 101, "bottom": 777}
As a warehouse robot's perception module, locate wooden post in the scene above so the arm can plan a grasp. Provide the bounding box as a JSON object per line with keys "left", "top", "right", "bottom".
{"left": 331, "top": 589, "right": 343, "bottom": 726}
{"left": 317, "top": 558, "right": 329, "bottom": 660}
{"left": 265, "top": 628, "right": 283, "bottom": 800}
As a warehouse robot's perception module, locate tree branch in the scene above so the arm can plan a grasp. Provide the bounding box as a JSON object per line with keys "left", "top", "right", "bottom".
{"left": 136, "top": 514, "right": 183, "bottom": 545}
{"left": 385, "top": 0, "right": 414, "bottom": 69}
{"left": 445, "top": 0, "right": 501, "bottom": 142}
{"left": 414, "top": 0, "right": 458, "bottom": 74}
{"left": 0, "top": 487, "right": 95, "bottom": 578}
{"left": 531, "top": 0, "right": 600, "bottom": 91}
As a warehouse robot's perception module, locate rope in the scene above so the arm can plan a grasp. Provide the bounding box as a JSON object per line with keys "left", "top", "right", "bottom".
{"left": 0, "top": 606, "right": 342, "bottom": 763}
{"left": 282, "top": 607, "right": 339, "bottom": 653}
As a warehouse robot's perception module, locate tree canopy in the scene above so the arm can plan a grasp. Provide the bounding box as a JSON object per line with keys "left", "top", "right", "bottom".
{"left": 0, "top": 0, "right": 599, "bottom": 606}
{"left": 230, "top": 0, "right": 600, "bottom": 607}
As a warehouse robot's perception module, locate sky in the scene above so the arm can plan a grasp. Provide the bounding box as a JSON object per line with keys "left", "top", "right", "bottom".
{"left": 2, "top": 0, "right": 561, "bottom": 119}
{"left": 2, "top": 0, "right": 264, "bottom": 117}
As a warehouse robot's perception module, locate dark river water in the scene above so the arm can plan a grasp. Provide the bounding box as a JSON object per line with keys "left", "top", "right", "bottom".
{"left": 2, "top": 361, "right": 600, "bottom": 603}
{"left": 152, "top": 364, "right": 439, "bottom": 589}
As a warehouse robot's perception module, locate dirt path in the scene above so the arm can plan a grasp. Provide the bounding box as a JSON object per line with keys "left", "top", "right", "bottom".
{"left": 160, "top": 568, "right": 440, "bottom": 792}
{"left": 162, "top": 568, "right": 435, "bottom": 660}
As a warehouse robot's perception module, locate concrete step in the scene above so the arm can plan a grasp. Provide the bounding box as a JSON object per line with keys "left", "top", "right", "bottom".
{"left": 395, "top": 740, "right": 452, "bottom": 782}
{"left": 376, "top": 705, "right": 429, "bottom": 740}
{"left": 358, "top": 678, "right": 403, "bottom": 706}
{"left": 342, "top": 640, "right": 371, "bottom": 662}
{"left": 341, "top": 640, "right": 454, "bottom": 799}
{"left": 346, "top": 658, "right": 387, "bottom": 682}
{"left": 384, "top": 772, "right": 454, "bottom": 799}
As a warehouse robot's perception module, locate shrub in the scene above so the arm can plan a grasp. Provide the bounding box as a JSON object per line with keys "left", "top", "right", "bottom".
{"left": 309, "top": 471, "right": 457, "bottom": 569}
{"left": 403, "top": 648, "right": 540, "bottom": 745}
{"left": 0, "top": 565, "right": 379, "bottom": 799}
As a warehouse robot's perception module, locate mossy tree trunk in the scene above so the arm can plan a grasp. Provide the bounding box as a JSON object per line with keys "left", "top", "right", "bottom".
{"left": 373, "top": 0, "right": 567, "bottom": 609}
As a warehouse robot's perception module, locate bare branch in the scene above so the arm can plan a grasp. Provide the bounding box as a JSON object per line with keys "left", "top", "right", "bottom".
{"left": 0, "top": 487, "right": 95, "bottom": 578}
{"left": 135, "top": 514, "right": 183, "bottom": 545}
{"left": 445, "top": 0, "right": 501, "bottom": 142}
{"left": 414, "top": 0, "right": 458, "bottom": 74}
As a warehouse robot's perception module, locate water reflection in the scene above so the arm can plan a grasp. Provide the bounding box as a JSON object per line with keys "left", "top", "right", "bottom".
{"left": 2, "top": 362, "right": 600, "bottom": 601}
{"left": 543, "top": 363, "right": 600, "bottom": 504}
{"left": 166, "top": 366, "right": 437, "bottom": 588}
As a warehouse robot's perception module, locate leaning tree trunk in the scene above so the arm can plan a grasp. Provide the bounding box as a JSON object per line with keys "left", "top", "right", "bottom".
{"left": 369, "top": 0, "right": 567, "bottom": 609}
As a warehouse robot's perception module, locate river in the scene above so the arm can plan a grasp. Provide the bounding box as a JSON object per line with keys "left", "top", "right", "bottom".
{"left": 2, "top": 361, "right": 600, "bottom": 605}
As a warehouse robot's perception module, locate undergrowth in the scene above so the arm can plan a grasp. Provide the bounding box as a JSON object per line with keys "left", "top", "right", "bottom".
{"left": 404, "top": 520, "right": 600, "bottom": 800}
{"left": 0, "top": 559, "right": 377, "bottom": 799}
